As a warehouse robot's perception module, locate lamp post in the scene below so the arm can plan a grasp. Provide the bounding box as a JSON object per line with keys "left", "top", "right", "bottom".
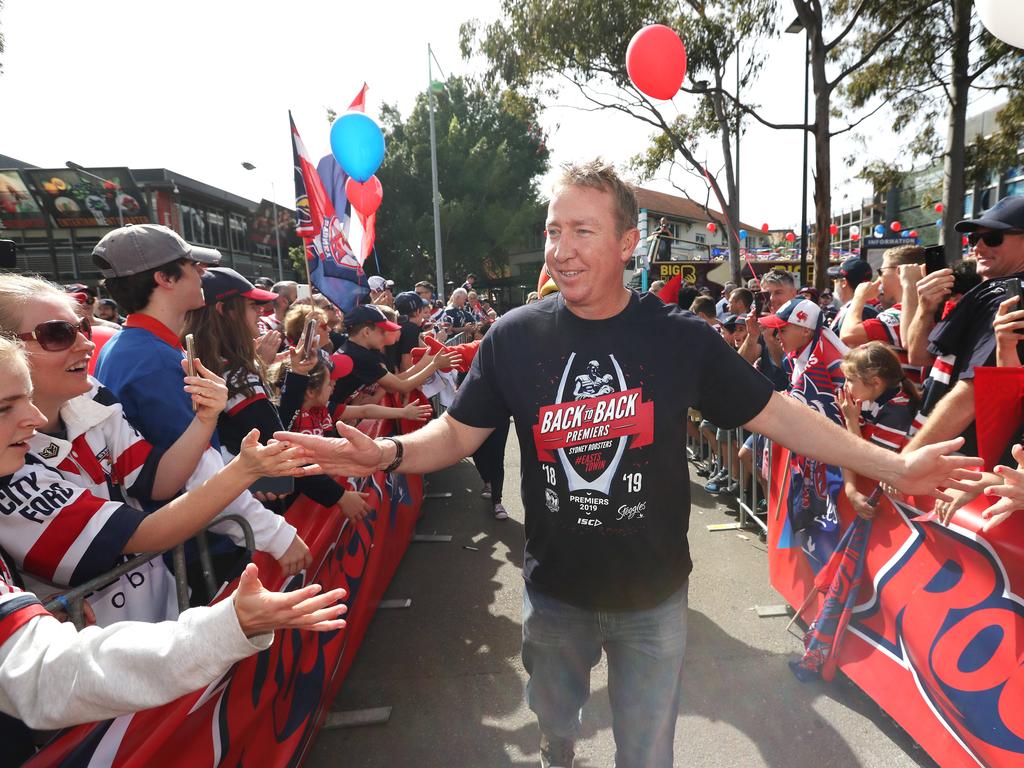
{"left": 241, "top": 161, "right": 284, "bottom": 281}
{"left": 785, "top": 17, "right": 810, "bottom": 287}
{"left": 428, "top": 44, "right": 446, "bottom": 303}
{"left": 66, "top": 161, "right": 123, "bottom": 227}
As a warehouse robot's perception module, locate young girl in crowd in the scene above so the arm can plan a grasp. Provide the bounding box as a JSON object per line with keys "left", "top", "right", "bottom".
{"left": 0, "top": 333, "right": 345, "bottom": 751}
{"left": 183, "top": 268, "right": 371, "bottom": 522}
{"left": 0, "top": 274, "right": 311, "bottom": 626}
{"left": 837, "top": 341, "right": 919, "bottom": 518}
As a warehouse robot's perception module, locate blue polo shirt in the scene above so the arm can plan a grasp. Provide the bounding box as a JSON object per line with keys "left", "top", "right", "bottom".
{"left": 94, "top": 313, "right": 219, "bottom": 451}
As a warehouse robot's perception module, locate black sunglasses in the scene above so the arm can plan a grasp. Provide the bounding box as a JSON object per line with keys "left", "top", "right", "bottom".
{"left": 968, "top": 230, "right": 1024, "bottom": 248}
{"left": 17, "top": 317, "right": 92, "bottom": 351}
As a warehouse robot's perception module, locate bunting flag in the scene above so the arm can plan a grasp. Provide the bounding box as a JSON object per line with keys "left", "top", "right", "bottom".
{"left": 348, "top": 82, "right": 368, "bottom": 112}
{"left": 289, "top": 111, "right": 368, "bottom": 313}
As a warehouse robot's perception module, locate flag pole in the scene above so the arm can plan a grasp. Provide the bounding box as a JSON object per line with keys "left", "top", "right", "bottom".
{"left": 302, "top": 237, "right": 314, "bottom": 301}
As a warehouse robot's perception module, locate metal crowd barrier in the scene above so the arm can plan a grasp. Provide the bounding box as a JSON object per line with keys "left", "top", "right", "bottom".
{"left": 687, "top": 411, "right": 771, "bottom": 535}
{"left": 43, "top": 514, "right": 256, "bottom": 630}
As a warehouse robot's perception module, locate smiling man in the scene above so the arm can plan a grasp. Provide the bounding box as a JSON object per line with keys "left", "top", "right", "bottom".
{"left": 273, "top": 160, "right": 982, "bottom": 768}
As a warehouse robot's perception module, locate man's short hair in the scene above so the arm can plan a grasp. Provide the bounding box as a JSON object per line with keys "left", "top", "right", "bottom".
{"left": 553, "top": 158, "right": 638, "bottom": 236}
{"left": 415, "top": 280, "right": 435, "bottom": 292}
{"left": 730, "top": 287, "right": 754, "bottom": 311}
{"left": 690, "top": 296, "right": 717, "bottom": 318}
{"left": 760, "top": 269, "right": 795, "bottom": 288}
{"left": 881, "top": 245, "right": 925, "bottom": 267}
{"left": 99, "top": 259, "right": 187, "bottom": 314}
{"left": 272, "top": 280, "right": 298, "bottom": 302}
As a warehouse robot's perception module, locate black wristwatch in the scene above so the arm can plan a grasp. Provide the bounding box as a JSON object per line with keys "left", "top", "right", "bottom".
{"left": 379, "top": 436, "right": 404, "bottom": 473}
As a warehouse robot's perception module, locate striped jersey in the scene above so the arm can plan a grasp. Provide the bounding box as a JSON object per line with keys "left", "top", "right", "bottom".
{"left": 0, "top": 548, "right": 48, "bottom": 650}
{"left": 862, "top": 305, "right": 924, "bottom": 383}
{"left": 783, "top": 333, "right": 847, "bottom": 425}
{"left": 858, "top": 387, "right": 915, "bottom": 452}
{"left": 2, "top": 379, "right": 177, "bottom": 626}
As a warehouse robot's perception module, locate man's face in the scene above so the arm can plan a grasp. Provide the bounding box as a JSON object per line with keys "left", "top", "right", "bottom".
{"left": 878, "top": 261, "right": 902, "bottom": 308}
{"left": 728, "top": 292, "right": 748, "bottom": 315}
{"left": 544, "top": 185, "right": 639, "bottom": 316}
{"left": 173, "top": 258, "right": 207, "bottom": 312}
{"left": 972, "top": 228, "right": 1024, "bottom": 280}
{"left": 731, "top": 324, "right": 748, "bottom": 347}
{"left": 778, "top": 322, "right": 813, "bottom": 354}
{"left": 415, "top": 286, "right": 432, "bottom": 301}
{"left": 765, "top": 281, "right": 796, "bottom": 312}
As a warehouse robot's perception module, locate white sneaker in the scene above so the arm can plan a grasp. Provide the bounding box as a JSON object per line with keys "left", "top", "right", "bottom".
{"left": 493, "top": 503, "right": 508, "bottom": 520}
{"left": 481, "top": 483, "right": 492, "bottom": 499}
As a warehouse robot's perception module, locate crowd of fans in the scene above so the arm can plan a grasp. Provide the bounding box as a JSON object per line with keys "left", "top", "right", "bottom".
{"left": 679, "top": 193, "right": 1024, "bottom": 536}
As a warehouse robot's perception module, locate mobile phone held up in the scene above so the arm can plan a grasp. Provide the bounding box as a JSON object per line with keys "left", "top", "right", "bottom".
{"left": 1004, "top": 278, "right": 1024, "bottom": 335}
{"left": 924, "top": 245, "right": 947, "bottom": 274}
{"left": 184, "top": 333, "right": 198, "bottom": 412}
{"left": 301, "top": 317, "right": 317, "bottom": 361}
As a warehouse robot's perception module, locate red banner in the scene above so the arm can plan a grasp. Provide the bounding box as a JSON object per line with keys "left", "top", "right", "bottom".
{"left": 769, "top": 448, "right": 1024, "bottom": 768}
{"left": 27, "top": 419, "right": 423, "bottom": 767}
{"left": 532, "top": 388, "right": 654, "bottom": 462}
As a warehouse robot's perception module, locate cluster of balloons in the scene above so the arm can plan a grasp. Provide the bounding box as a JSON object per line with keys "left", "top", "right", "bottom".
{"left": 330, "top": 112, "right": 386, "bottom": 216}
{"left": 626, "top": 25, "right": 688, "bottom": 99}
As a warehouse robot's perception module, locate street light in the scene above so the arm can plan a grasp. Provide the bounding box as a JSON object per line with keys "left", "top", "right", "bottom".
{"left": 428, "top": 43, "right": 447, "bottom": 303}
{"left": 240, "top": 161, "right": 284, "bottom": 281}
{"left": 785, "top": 17, "right": 811, "bottom": 287}
{"left": 65, "top": 161, "right": 123, "bottom": 227}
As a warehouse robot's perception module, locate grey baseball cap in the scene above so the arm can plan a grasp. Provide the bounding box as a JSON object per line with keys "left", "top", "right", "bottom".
{"left": 92, "top": 224, "right": 221, "bottom": 278}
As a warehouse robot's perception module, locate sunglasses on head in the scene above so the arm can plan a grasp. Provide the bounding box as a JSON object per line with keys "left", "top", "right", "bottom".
{"left": 16, "top": 317, "right": 92, "bottom": 351}
{"left": 968, "top": 230, "right": 1024, "bottom": 248}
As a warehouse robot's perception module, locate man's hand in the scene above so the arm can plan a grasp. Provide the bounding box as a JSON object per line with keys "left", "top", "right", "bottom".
{"left": 981, "top": 444, "right": 1024, "bottom": 531}
{"left": 256, "top": 331, "right": 282, "bottom": 366}
{"left": 235, "top": 429, "right": 313, "bottom": 479}
{"left": 181, "top": 358, "right": 228, "bottom": 425}
{"left": 854, "top": 277, "right": 881, "bottom": 306}
{"left": 916, "top": 268, "right": 954, "bottom": 313}
{"left": 892, "top": 437, "right": 983, "bottom": 500}
{"left": 275, "top": 534, "right": 312, "bottom": 576}
{"left": 273, "top": 421, "right": 386, "bottom": 478}
{"left": 232, "top": 562, "right": 346, "bottom": 637}
{"left": 899, "top": 263, "right": 924, "bottom": 294}
{"left": 338, "top": 491, "right": 372, "bottom": 521}
{"left": 993, "top": 296, "right": 1024, "bottom": 367}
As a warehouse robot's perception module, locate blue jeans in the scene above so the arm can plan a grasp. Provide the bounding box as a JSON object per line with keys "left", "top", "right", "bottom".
{"left": 522, "top": 581, "right": 688, "bottom": 768}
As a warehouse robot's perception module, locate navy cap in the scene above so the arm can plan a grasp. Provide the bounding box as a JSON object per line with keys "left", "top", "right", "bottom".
{"left": 201, "top": 267, "right": 278, "bottom": 305}
{"left": 394, "top": 291, "right": 427, "bottom": 316}
{"left": 956, "top": 196, "right": 1024, "bottom": 233}
{"left": 717, "top": 312, "right": 740, "bottom": 329}
{"left": 347, "top": 304, "right": 402, "bottom": 331}
{"left": 827, "top": 256, "right": 873, "bottom": 287}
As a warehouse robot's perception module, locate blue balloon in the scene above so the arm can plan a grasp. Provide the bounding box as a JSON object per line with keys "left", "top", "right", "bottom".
{"left": 935, "top": 217, "right": 942, "bottom": 227}
{"left": 901, "top": 230, "right": 911, "bottom": 238}
{"left": 873, "top": 224, "right": 885, "bottom": 238}
{"left": 330, "top": 112, "right": 385, "bottom": 183}
{"left": 739, "top": 229, "right": 748, "bottom": 239}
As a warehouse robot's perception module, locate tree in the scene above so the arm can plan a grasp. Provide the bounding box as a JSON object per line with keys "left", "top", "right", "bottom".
{"left": 842, "top": 0, "right": 1024, "bottom": 261}
{"left": 462, "top": 0, "right": 777, "bottom": 284}
{"left": 372, "top": 76, "right": 549, "bottom": 290}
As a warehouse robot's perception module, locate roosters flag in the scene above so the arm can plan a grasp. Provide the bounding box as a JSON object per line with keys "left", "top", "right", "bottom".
{"left": 290, "top": 111, "right": 369, "bottom": 313}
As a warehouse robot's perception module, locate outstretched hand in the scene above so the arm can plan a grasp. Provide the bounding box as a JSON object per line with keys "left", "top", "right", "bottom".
{"left": 273, "top": 421, "right": 384, "bottom": 478}
{"left": 893, "top": 437, "right": 983, "bottom": 501}
{"left": 236, "top": 429, "right": 313, "bottom": 478}
{"left": 981, "top": 444, "right": 1024, "bottom": 531}
{"left": 232, "top": 562, "right": 346, "bottom": 637}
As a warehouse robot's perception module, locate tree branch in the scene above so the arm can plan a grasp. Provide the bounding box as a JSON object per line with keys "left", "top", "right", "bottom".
{"left": 830, "top": 99, "right": 890, "bottom": 137}
{"left": 829, "top": 4, "right": 935, "bottom": 87}
{"left": 683, "top": 84, "right": 811, "bottom": 132}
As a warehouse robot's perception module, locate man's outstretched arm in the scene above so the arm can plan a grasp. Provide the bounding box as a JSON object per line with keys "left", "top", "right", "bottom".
{"left": 276, "top": 412, "right": 494, "bottom": 478}
{"left": 744, "top": 391, "right": 981, "bottom": 499}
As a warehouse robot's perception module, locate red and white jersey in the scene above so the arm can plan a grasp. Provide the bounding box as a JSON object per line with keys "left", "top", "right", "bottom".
{"left": 858, "top": 388, "right": 915, "bottom": 452}
{"left": 225, "top": 370, "right": 270, "bottom": 417}
{"left": 256, "top": 314, "right": 282, "bottom": 337}
{"left": 0, "top": 549, "right": 48, "bottom": 650}
{"left": 862, "top": 305, "right": 924, "bottom": 384}
{"left": 3, "top": 378, "right": 177, "bottom": 626}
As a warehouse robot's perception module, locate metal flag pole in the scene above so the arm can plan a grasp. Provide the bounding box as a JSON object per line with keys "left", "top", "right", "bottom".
{"left": 428, "top": 43, "right": 445, "bottom": 303}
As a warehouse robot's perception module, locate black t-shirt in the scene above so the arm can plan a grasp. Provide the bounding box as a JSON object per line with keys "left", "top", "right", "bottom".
{"left": 447, "top": 292, "right": 773, "bottom": 611}
{"left": 331, "top": 339, "right": 388, "bottom": 406}
{"left": 397, "top": 321, "right": 422, "bottom": 358}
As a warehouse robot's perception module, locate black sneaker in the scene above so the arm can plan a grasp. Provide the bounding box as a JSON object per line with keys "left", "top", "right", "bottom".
{"left": 540, "top": 735, "right": 575, "bottom": 768}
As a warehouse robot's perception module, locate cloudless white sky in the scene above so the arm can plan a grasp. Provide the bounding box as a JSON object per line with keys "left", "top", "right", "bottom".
{"left": 2, "top": 0, "right": 915, "bottom": 232}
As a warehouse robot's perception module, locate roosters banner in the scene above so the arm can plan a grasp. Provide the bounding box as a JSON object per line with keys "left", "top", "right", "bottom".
{"left": 26, "top": 419, "right": 424, "bottom": 768}
{"left": 769, "top": 448, "right": 1024, "bottom": 768}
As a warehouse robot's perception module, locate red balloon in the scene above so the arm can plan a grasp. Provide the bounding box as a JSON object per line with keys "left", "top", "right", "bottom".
{"left": 963, "top": 235, "right": 970, "bottom": 246}
{"left": 626, "top": 25, "right": 688, "bottom": 100}
{"left": 785, "top": 232, "right": 796, "bottom": 243}
{"left": 345, "top": 175, "right": 383, "bottom": 216}
{"left": 829, "top": 223, "right": 839, "bottom": 236}
{"left": 909, "top": 230, "right": 918, "bottom": 238}
{"left": 851, "top": 233, "right": 860, "bottom": 241}
{"left": 761, "top": 223, "right": 770, "bottom": 233}
{"left": 935, "top": 203, "right": 944, "bottom": 214}
{"left": 891, "top": 220, "right": 902, "bottom": 232}
{"left": 706, "top": 222, "right": 717, "bottom": 234}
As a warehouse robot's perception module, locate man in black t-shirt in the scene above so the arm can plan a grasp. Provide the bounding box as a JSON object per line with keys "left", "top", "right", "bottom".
{"left": 278, "top": 161, "right": 981, "bottom": 768}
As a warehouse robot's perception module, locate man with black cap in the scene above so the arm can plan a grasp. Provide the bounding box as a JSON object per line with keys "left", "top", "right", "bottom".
{"left": 92, "top": 224, "right": 311, "bottom": 579}
{"left": 827, "top": 256, "right": 877, "bottom": 333}
{"left": 394, "top": 290, "right": 430, "bottom": 371}
{"left": 904, "top": 195, "right": 1024, "bottom": 456}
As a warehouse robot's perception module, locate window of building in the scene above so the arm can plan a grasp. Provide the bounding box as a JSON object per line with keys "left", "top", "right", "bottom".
{"left": 695, "top": 234, "right": 706, "bottom": 244}
{"left": 207, "top": 211, "right": 226, "bottom": 248}
{"left": 230, "top": 214, "right": 248, "bottom": 252}
{"left": 964, "top": 191, "right": 974, "bottom": 217}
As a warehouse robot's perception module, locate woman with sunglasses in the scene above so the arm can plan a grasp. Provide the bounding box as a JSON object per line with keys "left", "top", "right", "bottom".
{"left": 0, "top": 333, "right": 347, "bottom": 750}
{"left": 0, "top": 274, "right": 307, "bottom": 627}
{"left": 183, "top": 269, "right": 372, "bottom": 521}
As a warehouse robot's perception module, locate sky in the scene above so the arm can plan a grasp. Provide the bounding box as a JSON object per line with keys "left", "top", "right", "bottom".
{"left": 1, "top": 0, "right": 924, "bottom": 232}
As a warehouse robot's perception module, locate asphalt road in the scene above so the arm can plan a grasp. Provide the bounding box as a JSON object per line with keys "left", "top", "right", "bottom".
{"left": 307, "top": 431, "right": 936, "bottom": 768}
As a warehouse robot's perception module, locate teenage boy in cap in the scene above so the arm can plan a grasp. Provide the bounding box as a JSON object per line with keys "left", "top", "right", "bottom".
{"left": 760, "top": 297, "right": 849, "bottom": 567}
{"left": 394, "top": 291, "right": 431, "bottom": 371}
{"left": 330, "top": 304, "right": 456, "bottom": 411}
{"left": 91, "top": 224, "right": 310, "bottom": 578}
{"left": 902, "top": 195, "right": 1024, "bottom": 457}
{"left": 827, "top": 256, "right": 878, "bottom": 333}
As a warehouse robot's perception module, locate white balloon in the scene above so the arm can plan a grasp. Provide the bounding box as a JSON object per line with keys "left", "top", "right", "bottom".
{"left": 976, "top": 0, "right": 1024, "bottom": 49}
{"left": 850, "top": 224, "right": 860, "bottom": 236}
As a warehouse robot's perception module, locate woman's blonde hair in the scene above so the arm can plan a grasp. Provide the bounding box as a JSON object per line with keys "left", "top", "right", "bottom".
{"left": 0, "top": 334, "right": 28, "bottom": 374}
{"left": 0, "top": 274, "right": 79, "bottom": 335}
{"left": 284, "top": 304, "right": 328, "bottom": 345}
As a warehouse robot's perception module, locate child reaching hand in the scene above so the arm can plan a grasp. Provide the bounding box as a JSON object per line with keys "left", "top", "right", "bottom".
{"left": 837, "top": 342, "right": 920, "bottom": 518}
